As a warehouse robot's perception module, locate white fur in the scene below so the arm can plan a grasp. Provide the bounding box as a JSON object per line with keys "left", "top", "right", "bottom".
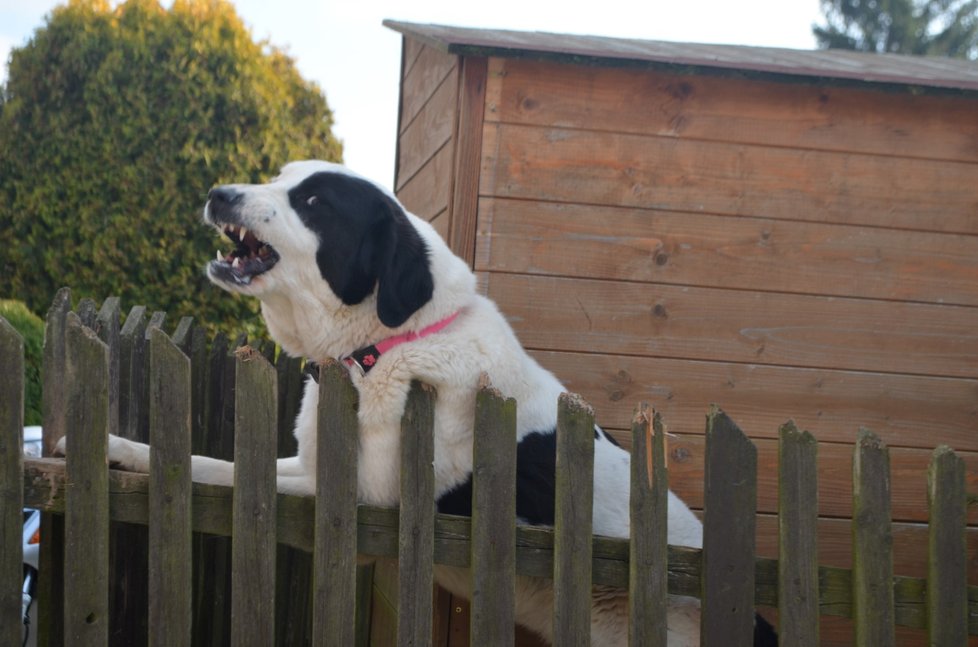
{"left": 64, "top": 161, "right": 704, "bottom": 645}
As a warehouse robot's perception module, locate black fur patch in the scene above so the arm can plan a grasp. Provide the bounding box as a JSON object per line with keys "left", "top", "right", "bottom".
{"left": 595, "top": 425, "right": 621, "bottom": 447}
{"left": 437, "top": 430, "right": 558, "bottom": 526}
{"left": 288, "top": 172, "right": 434, "bottom": 328}
{"left": 754, "top": 612, "right": 779, "bottom": 646}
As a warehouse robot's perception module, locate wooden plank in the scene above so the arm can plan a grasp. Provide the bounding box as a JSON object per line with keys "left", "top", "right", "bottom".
{"left": 481, "top": 272, "right": 978, "bottom": 378}
{"left": 430, "top": 210, "right": 449, "bottom": 242}
{"left": 479, "top": 122, "right": 978, "bottom": 235}
{"left": 484, "top": 58, "right": 978, "bottom": 164}
{"left": 231, "top": 347, "right": 278, "bottom": 647}
{"left": 106, "top": 302, "right": 150, "bottom": 647}
{"left": 21, "top": 460, "right": 978, "bottom": 635}
{"left": 470, "top": 380, "right": 517, "bottom": 647}
{"left": 313, "top": 360, "right": 359, "bottom": 647}
{"left": 399, "top": 44, "right": 458, "bottom": 136}
{"left": 75, "top": 298, "right": 97, "bottom": 328}
{"left": 401, "top": 36, "right": 426, "bottom": 81}
{"left": 528, "top": 349, "right": 978, "bottom": 451}
{"left": 371, "top": 560, "right": 400, "bottom": 647}
{"left": 42, "top": 287, "right": 71, "bottom": 455}
{"left": 148, "top": 327, "right": 192, "bottom": 647}
{"left": 398, "top": 382, "right": 436, "bottom": 647}
{"left": 701, "top": 407, "right": 757, "bottom": 646}
{"left": 39, "top": 287, "right": 70, "bottom": 647}
{"left": 193, "top": 330, "right": 233, "bottom": 647}
{"left": 396, "top": 140, "right": 453, "bottom": 222}
{"left": 852, "top": 429, "right": 895, "bottom": 646}
{"left": 474, "top": 197, "right": 978, "bottom": 307}
{"left": 355, "top": 564, "right": 375, "bottom": 647}
{"left": 95, "top": 297, "right": 120, "bottom": 438}
{"left": 119, "top": 305, "right": 148, "bottom": 441}
{"left": 112, "top": 303, "right": 151, "bottom": 647}
{"left": 448, "top": 56, "right": 488, "bottom": 266}
{"left": 629, "top": 405, "right": 668, "bottom": 646}
{"left": 274, "top": 546, "right": 312, "bottom": 646}
{"left": 778, "top": 422, "right": 820, "bottom": 646}
{"left": 397, "top": 67, "right": 458, "bottom": 191}
{"left": 927, "top": 446, "right": 968, "bottom": 645}
{"left": 137, "top": 309, "right": 167, "bottom": 436}
{"left": 64, "top": 313, "right": 110, "bottom": 646}
{"left": 275, "top": 351, "right": 303, "bottom": 458}
{"left": 170, "top": 315, "right": 194, "bottom": 349}
{"left": 0, "top": 318, "right": 23, "bottom": 642}
{"left": 553, "top": 392, "right": 594, "bottom": 646}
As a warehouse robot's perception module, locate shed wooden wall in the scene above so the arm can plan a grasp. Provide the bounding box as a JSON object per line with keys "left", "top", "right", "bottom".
{"left": 394, "top": 38, "right": 978, "bottom": 646}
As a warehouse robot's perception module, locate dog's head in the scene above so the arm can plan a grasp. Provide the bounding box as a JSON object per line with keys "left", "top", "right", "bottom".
{"left": 204, "top": 161, "right": 434, "bottom": 329}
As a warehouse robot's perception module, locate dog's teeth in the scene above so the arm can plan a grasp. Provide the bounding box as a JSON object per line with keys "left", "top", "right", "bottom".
{"left": 239, "top": 226, "right": 248, "bottom": 240}
{"left": 232, "top": 257, "right": 241, "bottom": 269}
{"left": 216, "top": 250, "right": 223, "bottom": 261}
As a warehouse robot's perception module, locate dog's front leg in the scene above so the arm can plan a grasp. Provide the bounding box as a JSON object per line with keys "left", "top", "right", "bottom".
{"left": 54, "top": 435, "right": 313, "bottom": 494}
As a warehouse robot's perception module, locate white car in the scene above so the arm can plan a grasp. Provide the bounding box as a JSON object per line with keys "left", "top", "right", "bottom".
{"left": 22, "top": 426, "right": 42, "bottom": 647}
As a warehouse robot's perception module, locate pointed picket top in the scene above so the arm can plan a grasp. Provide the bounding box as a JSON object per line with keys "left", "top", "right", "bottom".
{"left": 778, "top": 421, "right": 819, "bottom": 647}
{"left": 398, "top": 381, "right": 437, "bottom": 647}
{"left": 553, "top": 391, "right": 595, "bottom": 646}
{"left": 470, "top": 375, "right": 517, "bottom": 647}
{"left": 852, "top": 428, "right": 895, "bottom": 647}
{"left": 702, "top": 405, "right": 757, "bottom": 647}
{"left": 629, "top": 403, "right": 668, "bottom": 646}
{"left": 0, "top": 316, "right": 24, "bottom": 642}
{"left": 926, "top": 445, "right": 967, "bottom": 645}
{"left": 313, "top": 358, "right": 360, "bottom": 647}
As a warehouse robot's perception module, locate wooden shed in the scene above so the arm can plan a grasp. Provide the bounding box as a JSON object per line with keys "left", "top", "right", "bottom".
{"left": 383, "top": 20, "right": 978, "bottom": 645}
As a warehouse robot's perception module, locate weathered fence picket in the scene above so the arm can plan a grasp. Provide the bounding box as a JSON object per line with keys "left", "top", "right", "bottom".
{"left": 629, "top": 405, "right": 668, "bottom": 646}
{"left": 470, "top": 380, "right": 517, "bottom": 646}
{"left": 63, "top": 314, "right": 110, "bottom": 646}
{"left": 0, "top": 318, "right": 24, "bottom": 642}
{"left": 778, "top": 422, "right": 820, "bottom": 647}
{"left": 852, "top": 428, "right": 895, "bottom": 646}
{"left": 397, "top": 382, "right": 436, "bottom": 647}
{"left": 927, "top": 445, "right": 968, "bottom": 645}
{"left": 701, "top": 406, "right": 758, "bottom": 646}
{"left": 38, "top": 287, "right": 70, "bottom": 647}
{"left": 194, "top": 330, "right": 233, "bottom": 647}
{"left": 111, "top": 302, "right": 151, "bottom": 645}
{"left": 231, "top": 347, "right": 278, "bottom": 647}
{"left": 314, "top": 360, "right": 360, "bottom": 647}
{"left": 148, "top": 327, "right": 193, "bottom": 646}
{"left": 553, "top": 392, "right": 595, "bottom": 646}
{"left": 5, "top": 292, "right": 978, "bottom": 647}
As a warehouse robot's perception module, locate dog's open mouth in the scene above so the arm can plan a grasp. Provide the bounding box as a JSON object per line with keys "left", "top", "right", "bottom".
{"left": 210, "top": 223, "right": 280, "bottom": 285}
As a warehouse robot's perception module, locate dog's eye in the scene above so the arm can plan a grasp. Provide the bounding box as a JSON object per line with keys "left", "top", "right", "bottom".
{"left": 306, "top": 195, "right": 319, "bottom": 206}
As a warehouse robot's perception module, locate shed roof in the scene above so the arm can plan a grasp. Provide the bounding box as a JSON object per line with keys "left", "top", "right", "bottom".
{"left": 384, "top": 20, "right": 978, "bottom": 95}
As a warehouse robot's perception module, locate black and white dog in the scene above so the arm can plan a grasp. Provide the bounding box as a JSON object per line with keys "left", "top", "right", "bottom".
{"left": 78, "top": 161, "right": 777, "bottom": 645}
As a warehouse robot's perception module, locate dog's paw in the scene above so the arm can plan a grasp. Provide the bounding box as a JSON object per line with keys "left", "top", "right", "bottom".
{"left": 49, "top": 435, "right": 149, "bottom": 473}
{"left": 107, "top": 435, "right": 150, "bottom": 473}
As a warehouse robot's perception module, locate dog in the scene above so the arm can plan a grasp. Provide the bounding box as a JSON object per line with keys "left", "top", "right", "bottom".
{"left": 67, "top": 161, "right": 777, "bottom": 646}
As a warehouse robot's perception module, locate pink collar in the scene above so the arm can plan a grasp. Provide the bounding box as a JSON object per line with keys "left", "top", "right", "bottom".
{"left": 343, "top": 311, "right": 461, "bottom": 375}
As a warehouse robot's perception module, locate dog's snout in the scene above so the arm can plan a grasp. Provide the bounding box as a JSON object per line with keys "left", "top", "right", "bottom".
{"left": 208, "top": 187, "right": 242, "bottom": 205}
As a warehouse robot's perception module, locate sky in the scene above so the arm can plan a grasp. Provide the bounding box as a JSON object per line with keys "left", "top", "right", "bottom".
{"left": 0, "top": 0, "right": 822, "bottom": 189}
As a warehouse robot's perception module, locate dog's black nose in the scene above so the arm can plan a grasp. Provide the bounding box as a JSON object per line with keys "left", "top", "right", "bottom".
{"left": 208, "top": 187, "right": 241, "bottom": 205}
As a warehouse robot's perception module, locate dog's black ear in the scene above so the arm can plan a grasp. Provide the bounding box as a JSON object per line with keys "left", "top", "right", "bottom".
{"left": 375, "top": 200, "right": 434, "bottom": 328}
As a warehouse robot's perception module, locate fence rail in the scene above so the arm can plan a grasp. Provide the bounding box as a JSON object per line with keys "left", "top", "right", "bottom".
{"left": 2, "top": 291, "right": 977, "bottom": 646}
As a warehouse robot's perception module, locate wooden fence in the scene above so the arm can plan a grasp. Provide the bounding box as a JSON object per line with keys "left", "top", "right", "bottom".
{"left": 1, "top": 291, "right": 976, "bottom": 646}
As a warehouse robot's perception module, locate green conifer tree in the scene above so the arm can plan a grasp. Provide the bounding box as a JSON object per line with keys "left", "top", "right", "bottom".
{"left": 0, "top": 0, "right": 343, "bottom": 333}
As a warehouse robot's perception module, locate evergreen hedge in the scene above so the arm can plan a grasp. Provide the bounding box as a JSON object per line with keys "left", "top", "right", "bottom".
{"left": 0, "top": 300, "right": 44, "bottom": 426}
{"left": 0, "top": 0, "right": 343, "bottom": 335}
